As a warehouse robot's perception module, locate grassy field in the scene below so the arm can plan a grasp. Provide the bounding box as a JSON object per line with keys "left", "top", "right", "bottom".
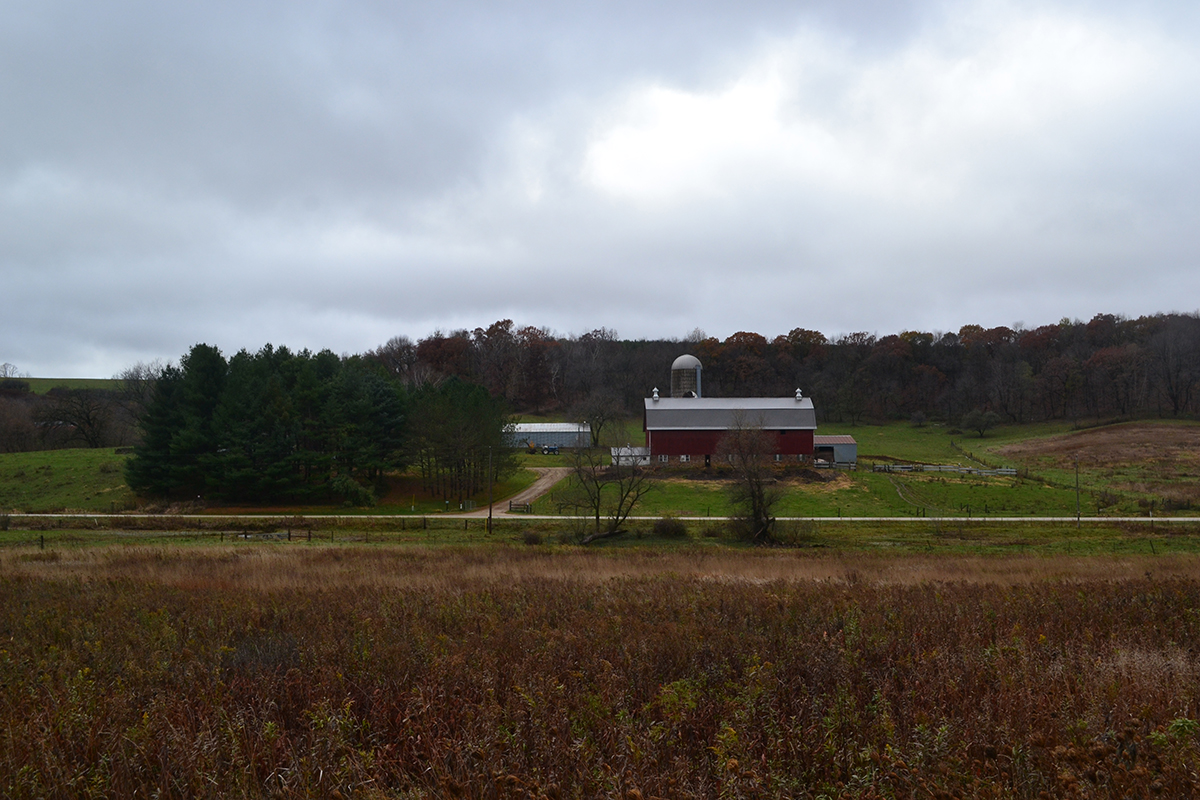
{"left": 0, "top": 448, "right": 540, "bottom": 515}
{"left": 628, "top": 418, "right": 1200, "bottom": 519}
{"left": 5, "top": 517, "right": 1200, "bottom": 559}
{"left": 4, "top": 418, "right": 1198, "bottom": 518}
{"left": 4, "top": 546, "right": 1200, "bottom": 797}
{"left": 0, "top": 448, "right": 135, "bottom": 513}
{"left": 818, "top": 419, "right": 1077, "bottom": 465}
{"left": 610, "top": 471, "right": 1084, "bottom": 519}
{"left": 21, "top": 377, "right": 120, "bottom": 394}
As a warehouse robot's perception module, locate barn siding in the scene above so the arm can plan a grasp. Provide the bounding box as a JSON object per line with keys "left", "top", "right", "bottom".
{"left": 648, "top": 429, "right": 814, "bottom": 457}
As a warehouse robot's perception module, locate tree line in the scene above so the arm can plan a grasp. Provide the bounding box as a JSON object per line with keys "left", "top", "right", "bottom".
{"left": 3, "top": 311, "right": 1198, "bottom": 461}
{"left": 364, "top": 312, "right": 1200, "bottom": 427}
{"left": 123, "top": 344, "right": 514, "bottom": 505}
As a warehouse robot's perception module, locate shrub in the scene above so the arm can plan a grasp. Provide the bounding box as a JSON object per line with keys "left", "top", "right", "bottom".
{"left": 774, "top": 519, "right": 819, "bottom": 546}
{"left": 330, "top": 476, "right": 376, "bottom": 507}
{"left": 653, "top": 516, "right": 689, "bottom": 539}
{"left": 522, "top": 530, "right": 543, "bottom": 546}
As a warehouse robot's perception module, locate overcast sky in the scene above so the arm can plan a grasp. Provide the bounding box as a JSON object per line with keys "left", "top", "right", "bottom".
{"left": 3, "top": 0, "right": 1200, "bottom": 377}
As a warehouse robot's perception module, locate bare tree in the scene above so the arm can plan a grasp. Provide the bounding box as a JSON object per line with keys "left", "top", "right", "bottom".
{"left": 37, "top": 388, "right": 115, "bottom": 448}
{"left": 570, "top": 388, "right": 625, "bottom": 448}
{"left": 717, "top": 413, "right": 781, "bottom": 545}
{"left": 567, "top": 447, "right": 653, "bottom": 544}
{"left": 114, "top": 360, "right": 163, "bottom": 417}
{"left": 0, "top": 363, "right": 19, "bottom": 379}
{"left": 1149, "top": 316, "right": 1200, "bottom": 415}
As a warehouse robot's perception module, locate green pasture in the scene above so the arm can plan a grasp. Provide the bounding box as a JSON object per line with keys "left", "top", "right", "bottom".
{"left": 817, "top": 419, "right": 1077, "bottom": 466}
{"left": 2, "top": 417, "right": 1195, "bottom": 518}
{"left": 0, "top": 448, "right": 538, "bottom": 516}
{"left": 0, "top": 448, "right": 134, "bottom": 513}
{"left": 22, "top": 377, "right": 120, "bottom": 394}
{"left": 554, "top": 468, "right": 1088, "bottom": 519}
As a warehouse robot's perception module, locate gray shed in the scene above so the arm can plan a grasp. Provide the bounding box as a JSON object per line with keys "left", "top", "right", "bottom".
{"left": 505, "top": 422, "right": 593, "bottom": 449}
{"left": 813, "top": 435, "right": 857, "bottom": 464}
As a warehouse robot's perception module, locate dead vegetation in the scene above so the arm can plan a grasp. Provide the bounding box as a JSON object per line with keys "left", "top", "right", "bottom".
{"left": 6, "top": 547, "right": 1200, "bottom": 797}
{"left": 11, "top": 545, "right": 1200, "bottom": 590}
{"left": 998, "top": 421, "right": 1200, "bottom": 506}
{"left": 997, "top": 422, "right": 1200, "bottom": 467}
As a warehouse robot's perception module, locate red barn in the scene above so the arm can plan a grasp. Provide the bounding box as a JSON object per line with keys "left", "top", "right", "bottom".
{"left": 643, "top": 391, "right": 816, "bottom": 463}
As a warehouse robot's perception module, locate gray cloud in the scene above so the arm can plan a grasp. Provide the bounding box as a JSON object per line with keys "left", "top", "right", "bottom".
{"left": 2, "top": 0, "right": 1199, "bottom": 375}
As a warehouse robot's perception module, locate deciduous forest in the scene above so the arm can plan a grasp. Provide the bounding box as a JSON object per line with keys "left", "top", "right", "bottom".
{"left": 366, "top": 312, "right": 1200, "bottom": 424}
{"left": 3, "top": 312, "right": 1198, "bottom": 462}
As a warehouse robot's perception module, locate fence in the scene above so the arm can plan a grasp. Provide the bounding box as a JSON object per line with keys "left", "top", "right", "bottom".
{"left": 873, "top": 463, "right": 1017, "bottom": 477}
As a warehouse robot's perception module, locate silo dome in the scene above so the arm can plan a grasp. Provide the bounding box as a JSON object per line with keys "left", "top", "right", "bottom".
{"left": 671, "top": 354, "right": 702, "bottom": 371}
{"left": 670, "top": 354, "right": 702, "bottom": 398}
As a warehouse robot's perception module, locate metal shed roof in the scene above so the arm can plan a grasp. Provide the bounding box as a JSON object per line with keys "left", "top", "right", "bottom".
{"left": 644, "top": 397, "right": 816, "bottom": 431}
{"left": 813, "top": 435, "right": 856, "bottom": 445}
{"left": 511, "top": 423, "right": 591, "bottom": 433}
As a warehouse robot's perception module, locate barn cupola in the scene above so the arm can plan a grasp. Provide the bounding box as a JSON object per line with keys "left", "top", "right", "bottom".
{"left": 670, "top": 354, "right": 702, "bottom": 398}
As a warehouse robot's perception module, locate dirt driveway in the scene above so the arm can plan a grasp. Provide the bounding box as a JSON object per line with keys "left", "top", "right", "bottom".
{"left": 463, "top": 467, "right": 571, "bottom": 516}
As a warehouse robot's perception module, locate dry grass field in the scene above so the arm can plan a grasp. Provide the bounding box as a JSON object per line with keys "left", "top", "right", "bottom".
{"left": 996, "top": 422, "right": 1200, "bottom": 508}
{"left": 5, "top": 546, "right": 1200, "bottom": 798}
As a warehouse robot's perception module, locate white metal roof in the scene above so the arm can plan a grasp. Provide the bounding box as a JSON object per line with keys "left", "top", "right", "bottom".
{"left": 511, "top": 422, "right": 591, "bottom": 433}
{"left": 644, "top": 396, "right": 816, "bottom": 431}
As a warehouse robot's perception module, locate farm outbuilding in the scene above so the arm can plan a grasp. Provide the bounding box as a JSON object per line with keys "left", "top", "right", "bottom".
{"left": 610, "top": 446, "right": 651, "bottom": 466}
{"left": 813, "top": 434, "right": 857, "bottom": 465}
{"left": 644, "top": 355, "right": 818, "bottom": 463}
{"left": 505, "top": 422, "right": 592, "bottom": 449}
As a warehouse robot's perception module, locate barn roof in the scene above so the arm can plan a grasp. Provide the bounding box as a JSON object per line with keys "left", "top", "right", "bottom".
{"left": 644, "top": 396, "right": 816, "bottom": 431}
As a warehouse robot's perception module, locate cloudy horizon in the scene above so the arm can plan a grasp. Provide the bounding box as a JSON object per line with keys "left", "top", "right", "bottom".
{"left": 3, "top": 0, "right": 1199, "bottom": 377}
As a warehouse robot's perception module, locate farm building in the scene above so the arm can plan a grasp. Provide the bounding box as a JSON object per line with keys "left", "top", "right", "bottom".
{"left": 813, "top": 434, "right": 858, "bottom": 465}
{"left": 610, "top": 446, "right": 651, "bottom": 466}
{"left": 643, "top": 355, "right": 817, "bottom": 463}
{"left": 505, "top": 422, "right": 592, "bottom": 449}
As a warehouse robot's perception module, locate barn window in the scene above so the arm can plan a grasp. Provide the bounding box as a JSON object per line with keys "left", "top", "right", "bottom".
{"left": 774, "top": 454, "right": 781, "bottom": 462}
{"left": 680, "top": 454, "right": 690, "bottom": 463}
{"left": 658, "top": 454, "right": 669, "bottom": 463}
